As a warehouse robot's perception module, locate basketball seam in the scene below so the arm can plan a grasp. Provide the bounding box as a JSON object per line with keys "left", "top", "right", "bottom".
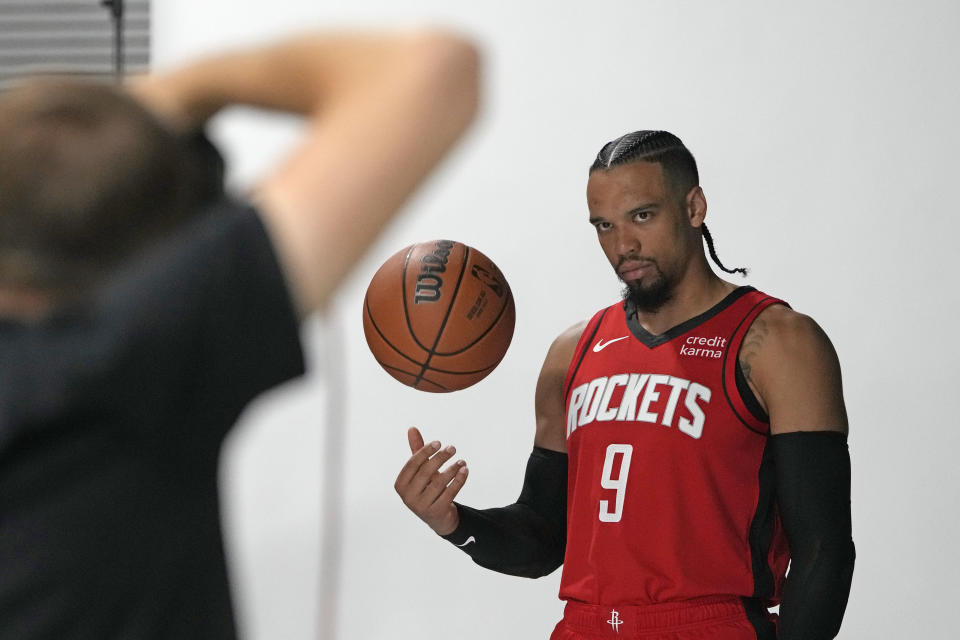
{"left": 414, "top": 246, "right": 470, "bottom": 387}
{"left": 400, "top": 244, "right": 433, "bottom": 352}
{"left": 372, "top": 348, "right": 498, "bottom": 377}
{"left": 415, "top": 377, "right": 450, "bottom": 392}
{"left": 432, "top": 284, "right": 514, "bottom": 357}
{"left": 373, "top": 359, "right": 422, "bottom": 378}
{"left": 374, "top": 360, "right": 452, "bottom": 392}
{"left": 365, "top": 296, "right": 426, "bottom": 368}
{"left": 369, "top": 297, "right": 500, "bottom": 378}
{"left": 420, "top": 360, "right": 500, "bottom": 376}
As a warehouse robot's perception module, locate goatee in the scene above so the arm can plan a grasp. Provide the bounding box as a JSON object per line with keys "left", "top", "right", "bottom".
{"left": 622, "top": 277, "right": 673, "bottom": 313}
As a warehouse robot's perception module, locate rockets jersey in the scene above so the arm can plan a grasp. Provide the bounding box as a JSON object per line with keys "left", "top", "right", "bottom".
{"left": 558, "top": 286, "right": 790, "bottom": 608}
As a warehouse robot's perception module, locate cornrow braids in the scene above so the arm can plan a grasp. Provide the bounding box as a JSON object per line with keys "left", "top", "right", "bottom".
{"left": 701, "top": 223, "right": 748, "bottom": 277}
{"left": 591, "top": 130, "right": 748, "bottom": 278}
{"left": 590, "top": 130, "right": 688, "bottom": 172}
{"left": 590, "top": 130, "right": 700, "bottom": 212}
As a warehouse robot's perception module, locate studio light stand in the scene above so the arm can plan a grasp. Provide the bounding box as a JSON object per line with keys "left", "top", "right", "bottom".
{"left": 100, "top": 0, "right": 125, "bottom": 80}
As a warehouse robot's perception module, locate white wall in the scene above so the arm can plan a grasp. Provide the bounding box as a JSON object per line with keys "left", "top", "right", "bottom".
{"left": 153, "top": 2, "right": 960, "bottom": 638}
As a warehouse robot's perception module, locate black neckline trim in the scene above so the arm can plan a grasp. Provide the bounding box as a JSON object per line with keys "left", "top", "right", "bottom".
{"left": 624, "top": 286, "right": 756, "bottom": 348}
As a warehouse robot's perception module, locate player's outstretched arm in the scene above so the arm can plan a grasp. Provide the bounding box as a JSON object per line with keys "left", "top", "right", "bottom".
{"left": 394, "top": 322, "right": 583, "bottom": 578}
{"left": 131, "top": 29, "right": 480, "bottom": 314}
{"left": 740, "top": 306, "right": 855, "bottom": 640}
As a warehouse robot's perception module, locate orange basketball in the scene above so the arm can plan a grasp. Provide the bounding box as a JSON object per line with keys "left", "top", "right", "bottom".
{"left": 363, "top": 240, "right": 515, "bottom": 392}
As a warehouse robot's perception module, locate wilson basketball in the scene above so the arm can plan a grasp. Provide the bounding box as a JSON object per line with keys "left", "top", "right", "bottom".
{"left": 363, "top": 240, "right": 515, "bottom": 392}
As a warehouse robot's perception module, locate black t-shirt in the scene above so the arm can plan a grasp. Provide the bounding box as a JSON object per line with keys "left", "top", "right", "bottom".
{"left": 0, "top": 202, "right": 305, "bottom": 640}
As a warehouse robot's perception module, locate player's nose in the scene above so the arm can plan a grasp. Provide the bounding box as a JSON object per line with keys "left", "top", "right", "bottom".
{"left": 614, "top": 228, "right": 640, "bottom": 256}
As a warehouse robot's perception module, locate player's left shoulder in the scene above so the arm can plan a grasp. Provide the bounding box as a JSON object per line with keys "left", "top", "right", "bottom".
{"left": 741, "top": 303, "right": 847, "bottom": 433}
{"left": 746, "top": 303, "right": 837, "bottom": 365}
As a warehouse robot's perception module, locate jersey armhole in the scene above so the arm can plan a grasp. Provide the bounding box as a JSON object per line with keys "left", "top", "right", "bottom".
{"left": 562, "top": 307, "right": 608, "bottom": 406}
{"left": 722, "top": 298, "right": 789, "bottom": 436}
{"left": 734, "top": 357, "right": 769, "bottom": 424}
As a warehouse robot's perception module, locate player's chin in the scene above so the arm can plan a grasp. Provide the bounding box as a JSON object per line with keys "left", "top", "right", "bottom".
{"left": 620, "top": 276, "right": 671, "bottom": 306}
{"left": 621, "top": 277, "right": 653, "bottom": 292}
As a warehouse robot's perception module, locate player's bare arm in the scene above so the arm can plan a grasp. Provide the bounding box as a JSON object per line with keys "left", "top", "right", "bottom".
{"left": 395, "top": 321, "right": 584, "bottom": 576}
{"left": 131, "top": 30, "right": 480, "bottom": 315}
{"left": 534, "top": 320, "right": 587, "bottom": 453}
{"left": 738, "top": 304, "right": 855, "bottom": 639}
{"left": 737, "top": 304, "right": 848, "bottom": 434}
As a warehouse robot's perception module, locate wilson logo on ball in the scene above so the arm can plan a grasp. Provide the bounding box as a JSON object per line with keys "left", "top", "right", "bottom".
{"left": 414, "top": 239, "right": 455, "bottom": 304}
{"left": 363, "top": 240, "right": 515, "bottom": 392}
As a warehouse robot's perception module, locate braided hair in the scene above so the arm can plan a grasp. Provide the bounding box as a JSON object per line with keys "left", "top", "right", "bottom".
{"left": 590, "top": 130, "right": 747, "bottom": 277}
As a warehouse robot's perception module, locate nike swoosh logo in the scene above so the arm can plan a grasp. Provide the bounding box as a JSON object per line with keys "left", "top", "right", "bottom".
{"left": 593, "top": 336, "right": 629, "bottom": 352}
{"left": 456, "top": 536, "right": 476, "bottom": 547}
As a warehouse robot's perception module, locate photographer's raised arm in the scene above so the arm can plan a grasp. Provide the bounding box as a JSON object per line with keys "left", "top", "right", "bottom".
{"left": 132, "top": 30, "right": 481, "bottom": 314}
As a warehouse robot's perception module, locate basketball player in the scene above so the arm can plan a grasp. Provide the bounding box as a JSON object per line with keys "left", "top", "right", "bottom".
{"left": 396, "top": 131, "right": 855, "bottom": 639}
{"left": 0, "top": 29, "right": 478, "bottom": 639}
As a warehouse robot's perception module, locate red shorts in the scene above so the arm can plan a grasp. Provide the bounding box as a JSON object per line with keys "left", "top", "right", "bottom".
{"left": 550, "top": 596, "right": 777, "bottom": 640}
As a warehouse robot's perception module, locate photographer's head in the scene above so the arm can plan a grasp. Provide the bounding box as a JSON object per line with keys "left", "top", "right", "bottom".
{"left": 0, "top": 79, "right": 214, "bottom": 311}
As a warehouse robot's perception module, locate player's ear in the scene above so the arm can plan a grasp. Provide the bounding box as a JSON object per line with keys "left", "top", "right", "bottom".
{"left": 685, "top": 186, "right": 707, "bottom": 228}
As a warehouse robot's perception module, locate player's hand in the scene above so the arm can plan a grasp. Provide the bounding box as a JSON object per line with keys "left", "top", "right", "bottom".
{"left": 394, "top": 427, "right": 468, "bottom": 536}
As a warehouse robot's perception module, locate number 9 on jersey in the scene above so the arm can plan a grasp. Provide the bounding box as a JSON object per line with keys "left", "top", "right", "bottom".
{"left": 599, "top": 443, "right": 633, "bottom": 523}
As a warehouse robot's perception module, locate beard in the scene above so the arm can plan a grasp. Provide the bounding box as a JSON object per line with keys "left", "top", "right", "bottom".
{"left": 620, "top": 261, "right": 673, "bottom": 313}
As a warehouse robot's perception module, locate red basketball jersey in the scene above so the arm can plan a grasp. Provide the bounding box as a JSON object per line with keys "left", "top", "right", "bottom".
{"left": 559, "top": 287, "right": 790, "bottom": 608}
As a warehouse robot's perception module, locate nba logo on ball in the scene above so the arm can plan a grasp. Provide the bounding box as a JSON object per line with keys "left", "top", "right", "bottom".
{"left": 363, "top": 240, "right": 516, "bottom": 392}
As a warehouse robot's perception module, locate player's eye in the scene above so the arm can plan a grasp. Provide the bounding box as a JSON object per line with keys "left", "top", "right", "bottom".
{"left": 593, "top": 221, "right": 612, "bottom": 232}
{"left": 632, "top": 210, "right": 651, "bottom": 222}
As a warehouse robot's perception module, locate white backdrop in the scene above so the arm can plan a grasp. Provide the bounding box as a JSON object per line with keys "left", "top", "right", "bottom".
{"left": 152, "top": 2, "right": 959, "bottom": 639}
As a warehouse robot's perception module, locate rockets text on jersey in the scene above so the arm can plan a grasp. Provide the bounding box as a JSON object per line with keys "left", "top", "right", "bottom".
{"left": 566, "top": 373, "right": 711, "bottom": 439}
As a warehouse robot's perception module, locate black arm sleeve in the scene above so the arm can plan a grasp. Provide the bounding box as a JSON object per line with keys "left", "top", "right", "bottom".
{"left": 772, "top": 431, "right": 856, "bottom": 640}
{"left": 440, "top": 447, "right": 567, "bottom": 578}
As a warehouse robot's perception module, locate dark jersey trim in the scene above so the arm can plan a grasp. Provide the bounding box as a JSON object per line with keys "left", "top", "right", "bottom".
{"left": 623, "top": 286, "right": 756, "bottom": 348}
{"left": 747, "top": 440, "right": 777, "bottom": 600}
{"left": 721, "top": 296, "right": 777, "bottom": 436}
{"left": 740, "top": 597, "right": 777, "bottom": 640}
{"left": 735, "top": 359, "right": 769, "bottom": 423}
{"left": 562, "top": 308, "right": 608, "bottom": 407}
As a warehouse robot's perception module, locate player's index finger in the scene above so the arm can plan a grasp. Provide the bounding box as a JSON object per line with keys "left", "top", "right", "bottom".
{"left": 407, "top": 426, "right": 425, "bottom": 454}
